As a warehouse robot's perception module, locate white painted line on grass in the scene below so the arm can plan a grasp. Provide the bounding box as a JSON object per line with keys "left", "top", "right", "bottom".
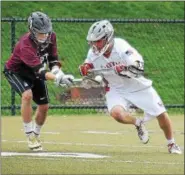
{"left": 1, "top": 152, "right": 109, "bottom": 159}
{"left": 20, "top": 129, "right": 60, "bottom": 135}
{"left": 82, "top": 131, "right": 123, "bottom": 135}
{"left": 42, "top": 132, "right": 60, "bottom": 135}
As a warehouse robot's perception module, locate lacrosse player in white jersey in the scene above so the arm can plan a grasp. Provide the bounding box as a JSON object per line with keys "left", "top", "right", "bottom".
{"left": 79, "top": 20, "right": 182, "bottom": 154}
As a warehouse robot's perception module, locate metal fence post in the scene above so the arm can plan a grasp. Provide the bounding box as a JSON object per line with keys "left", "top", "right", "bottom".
{"left": 10, "top": 18, "right": 16, "bottom": 116}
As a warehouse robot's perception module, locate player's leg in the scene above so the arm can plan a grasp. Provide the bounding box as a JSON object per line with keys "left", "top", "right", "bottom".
{"left": 34, "top": 104, "right": 49, "bottom": 133}
{"left": 31, "top": 79, "right": 49, "bottom": 151}
{"left": 3, "top": 69, "right": 39, "bottom": 150}
{"left": 21, "top": 84, "right": 44, "bottom": 151}
{"left": 21, "top": 89, "right": 33, "bottom": 135}
{"left": 21, "top": 89, "right": 32, "bottom": 120}
{"left": 105, "top": 88, "right": 149, "bottom": 144}
{"left": 126, "top": 86, "right": 182, "bottom": 154}
{"left": 110, "top": 105, "right": 137, "bottom": 125}
{"left": 157, "top": 112, "right": 182, "bottom": 154}
{"left": 157, "top": 112, "right": 173, "bottom": 140}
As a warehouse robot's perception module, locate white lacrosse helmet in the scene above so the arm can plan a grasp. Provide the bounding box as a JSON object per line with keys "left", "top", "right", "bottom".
{"left": 86, "top": 20, "right": 114, "bottom": 56}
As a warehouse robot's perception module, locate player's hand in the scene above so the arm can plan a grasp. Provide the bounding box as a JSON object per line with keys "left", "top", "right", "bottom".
{"left": 62, "top": 74, "right": 74, "bottom": 86}
{"left": 114, "top": 64, "right": 127, "bottom": 75}
{"left": 55, "top": 72, "right": 74, "bottom": 86}
{"left": 51, "top": 65, "right": 61, "bottom": 75}
{"left": 79, "top": 63, "right": 94, "bottom": 76}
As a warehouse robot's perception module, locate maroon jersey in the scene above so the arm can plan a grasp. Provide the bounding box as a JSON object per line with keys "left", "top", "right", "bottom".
{"left": 5, "top": 32, "right": 60, "bottom": 80}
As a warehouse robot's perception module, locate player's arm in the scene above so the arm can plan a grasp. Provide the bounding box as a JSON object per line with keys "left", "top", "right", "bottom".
{"left": 21, "top": 46, "right": 56, "bottom": 80}
{"left": 115, "top": 47, "right": 144, "bottom": 78}
{"left": 21, "top": 47, "right": 73, "bottom": 86}
{"left": 31, "top": 64, "right": 54, "bottom": 80}
{"left": 47, "top": 33, "right": 74, "bottom": 85}
{"left": 48, "top": 33, "right": 61, "bottom": 68}
{"left": 47, "top": 32, "right": 64, "bottom": 75}
{"left": 31, "top": 64, "right": 73, "bottom": 86}
{"left": 79, "top": 50, "right": 94, "bottom": 76}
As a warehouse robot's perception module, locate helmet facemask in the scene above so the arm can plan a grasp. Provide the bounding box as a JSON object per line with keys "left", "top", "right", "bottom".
{"left": 30, "top": 28, "right": 51, "bottom": 45}
{"left": 87, "top": 20, "right": 114, "bottom": 56}
{"left": 35, "top": 33, "right": 49, "bottom": 43}
{"left": 88, "top": 32, "right": 114, "bottom": 56}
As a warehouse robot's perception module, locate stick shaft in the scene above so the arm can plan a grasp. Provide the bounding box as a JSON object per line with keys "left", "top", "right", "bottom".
{"left": 88, "top": 68, "right": 115, "bottom": 75}
{"left": 59, "top": 78, "right": 83, "bottom": 87}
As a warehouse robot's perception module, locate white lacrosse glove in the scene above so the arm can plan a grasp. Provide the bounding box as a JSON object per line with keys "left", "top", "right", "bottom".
{"left": 54, "top": 72, "right": 74, "bottom": 87}
{"left": 51, "top": 65, "right": 61, "bottom": 75}
{"left": 60, "top": 74, "right": 74, "bottom": 86}
{"left": 52, "top": 66, "right": 74, "bottom": 86}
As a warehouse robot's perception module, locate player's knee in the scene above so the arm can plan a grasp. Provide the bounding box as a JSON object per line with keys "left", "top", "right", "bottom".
{"left": 157, "top": 112, "right": 168, "bottom": 119}
{"left": 157, "top": 112, "right": 171, "bottom": 129}
{"left": 38, "top": 104, "right": 49, "bottom": 113}
{"left": 22, "top": 90, "right": 33, "bottom": 102}
{"left": 110, "top": 106, "right": 127, "bottom": 122}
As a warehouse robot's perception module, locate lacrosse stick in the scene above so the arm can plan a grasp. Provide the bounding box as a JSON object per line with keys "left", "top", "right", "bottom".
{"left": 59, "top": 78, "right": 82, "bottom": 87}
{"left": 88, "top": 64, "right": 144, "bottom": 78}
{"left": 59, "top": 75, "right": 103, "bottom": 88}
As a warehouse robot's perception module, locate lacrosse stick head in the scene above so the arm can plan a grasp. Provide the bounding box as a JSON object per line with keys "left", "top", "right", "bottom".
{"left": 86, "top": 20, "right": 114, "bottom": 56}
{"left": 56, "top": 76, "right": 105, "bottom": 104}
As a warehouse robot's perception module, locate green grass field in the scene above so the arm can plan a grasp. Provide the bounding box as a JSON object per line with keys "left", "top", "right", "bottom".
{"left": 1, "top": 114, "right": 184, "bottom": 174}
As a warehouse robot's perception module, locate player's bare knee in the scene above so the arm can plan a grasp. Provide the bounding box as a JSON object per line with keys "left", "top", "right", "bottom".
{"left": 157, "top": 112, "right": 170, "bottom": 128}
{"left": 110, "top": 106, "right": 127, "bottom": 122}
{"left": 38, "top": 104, "right": 49, "bottom": 113}
{"left": 157, "top": 112, "right": 169, "bottom": 119}
{"left": 22, "top": 90, "right": 33, "bottom": 102}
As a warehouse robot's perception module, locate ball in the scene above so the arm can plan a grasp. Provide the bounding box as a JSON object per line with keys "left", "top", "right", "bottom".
{"left": 95, "top": 75, "right": 103, "bottom": 83}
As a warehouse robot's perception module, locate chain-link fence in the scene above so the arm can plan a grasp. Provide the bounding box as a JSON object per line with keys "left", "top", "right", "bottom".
{"left": 1, "top": 18, "right": 184, "bottom": 115}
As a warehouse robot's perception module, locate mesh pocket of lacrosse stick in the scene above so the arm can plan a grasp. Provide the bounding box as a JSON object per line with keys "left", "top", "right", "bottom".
{"left": 58, "top": 76, "right": 104, "bottom": 103}
{"left": 57, "top": 79, "right": 82, "bottom": 103}
{"left": 80, "top": 76, "right": 102, "bottom": 89}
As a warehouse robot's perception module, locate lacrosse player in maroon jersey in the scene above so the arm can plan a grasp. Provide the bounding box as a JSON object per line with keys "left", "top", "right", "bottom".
{"left": 79, "top": 20, "right": 182, "bottom": 154}
{"left": 3, "top": 11, "right": 74, "bottom": 151}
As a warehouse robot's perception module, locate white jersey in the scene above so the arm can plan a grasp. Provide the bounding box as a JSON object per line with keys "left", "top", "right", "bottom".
{"left": 85, "top": 37, "right": 152, "bottom": 93}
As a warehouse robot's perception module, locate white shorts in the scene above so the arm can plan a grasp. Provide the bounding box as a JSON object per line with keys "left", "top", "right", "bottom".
{"left": 105, "top": 86, "right": 166, "bottom": 121}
